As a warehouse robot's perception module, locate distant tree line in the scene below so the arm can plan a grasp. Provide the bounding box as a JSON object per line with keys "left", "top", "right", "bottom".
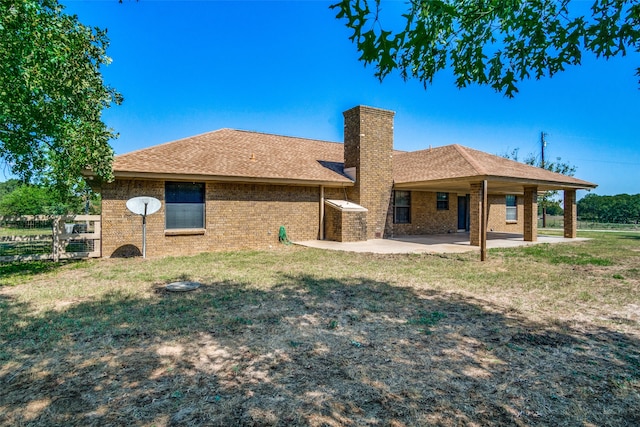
{"left": 578, "top": 193, "right": 640, "bottom": 224}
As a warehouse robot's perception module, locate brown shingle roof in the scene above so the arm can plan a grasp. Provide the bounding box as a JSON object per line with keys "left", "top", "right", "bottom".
{"left": 113, "top": 129, "right": 595, "bottom": 190}
{"left": 113, "top": 129, "right": 352, "bottom": 185}
{"left": 394, "top": 144, "right": 596, "bottom": 189}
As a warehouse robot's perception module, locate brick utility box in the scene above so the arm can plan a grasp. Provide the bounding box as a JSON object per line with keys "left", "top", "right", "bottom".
{"left": 324, "top": 200, "right": 367, "bottom": 242}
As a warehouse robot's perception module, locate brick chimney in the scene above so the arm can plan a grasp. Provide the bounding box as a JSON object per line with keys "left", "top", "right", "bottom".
{"left": 343, "top": 106, "right": 395, "bottom": 239}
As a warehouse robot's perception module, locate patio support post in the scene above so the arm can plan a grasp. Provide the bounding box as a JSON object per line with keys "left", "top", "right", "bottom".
{"left": 480, "top": 180, "right": 488, "bottom": 261}
{"left": 564, "top": 189, "right": 577, "bottom": 238}
{"left": 469, "top": 182, "right": 484, "bottom": 247}
{"left": 523, "top": 186, "right": 538, "bottom": 242}
{"left": 319, "top": 185, "right": 325, "bottom": 240}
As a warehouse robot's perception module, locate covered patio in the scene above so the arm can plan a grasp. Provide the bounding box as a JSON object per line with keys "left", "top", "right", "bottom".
{"left": 296, "top": 232, "right": 590, "bottom": 255}
{"left": 392, "top": 145, "right": 597, "bottom": 259}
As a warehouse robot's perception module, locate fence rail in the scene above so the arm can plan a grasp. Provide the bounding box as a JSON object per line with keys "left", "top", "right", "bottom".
{"left": 0, "top": 215, "right": 101, "bottom": 262}
{"left": 539, "top": 216, "right": 640, "bottom": 231}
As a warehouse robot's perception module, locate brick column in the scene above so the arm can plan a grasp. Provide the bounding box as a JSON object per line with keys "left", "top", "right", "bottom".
{"left": 564, "top": 189, "right": 577, "bottom": 238}
{"left": 469, "top": 182, "right": 483, "bottom": 246}
{"left": 523, "top": 186, "right": 538, "bottom": 242}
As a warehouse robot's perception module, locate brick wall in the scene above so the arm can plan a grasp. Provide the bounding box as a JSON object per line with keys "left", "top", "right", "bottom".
{"left": 324, "top": 203, "right": 367, "bottom": 242}
{"left": 380, "top": 190, "right": 526, "bottom": 237}
{"left": 324, "top": 187, "right": 346, "bottom": 201}
{"left": 102, "top": 179, "right": 329, "bottom": 257}
{"left": 385, "top": 191, "right": 459, "bottom": 236}
{"left": 343, "top": 106, "right": 394, "bottom": 239}
{"left": 324, "top": 203, "right": 341, "bottom": 242}
{"left": 101, "top": 179, "right": 165, "bottom": 257}
{"left": 486, "top": 194, "right": 524, "bottom": 233}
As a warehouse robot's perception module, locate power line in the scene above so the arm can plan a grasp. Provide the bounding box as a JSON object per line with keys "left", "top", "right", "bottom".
{"left": 572, "top": 158, "right": 640, "bottom": 166}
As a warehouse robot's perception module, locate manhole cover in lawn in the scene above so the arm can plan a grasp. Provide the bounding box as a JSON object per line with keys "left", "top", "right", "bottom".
{"left": 166, "top": 281, "right": 201, "bottom": 292}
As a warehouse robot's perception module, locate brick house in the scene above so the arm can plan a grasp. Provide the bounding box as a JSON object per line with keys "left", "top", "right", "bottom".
{"left": 97, "top": 106, "right": 596, "bottom": 258}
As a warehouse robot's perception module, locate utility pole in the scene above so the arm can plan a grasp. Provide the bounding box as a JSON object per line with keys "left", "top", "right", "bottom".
{"left": 541, "top": 131, "right": 547, "bottom": 228}
{"left": 541, "top": 131, "right": 546, "bottom": 168}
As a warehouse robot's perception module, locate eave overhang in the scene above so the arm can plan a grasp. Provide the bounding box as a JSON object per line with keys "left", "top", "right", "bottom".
{"left": 107, "top": 171, "right": 354, "bottom": 188}
{"left": 393, "top": 175, "right": 597, "bottom": 194}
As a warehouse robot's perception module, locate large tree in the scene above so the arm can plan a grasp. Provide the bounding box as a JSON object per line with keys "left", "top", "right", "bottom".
{"left": 332, "top": 0, "right": 640, "bottom": 96}
{"left": 0, "top": 178, "right": 21, "bottom": 201}
{"left": 0, "top": 184, "right": 72, "bottom": 215}
{"left": 0, "top": 0, "right": 121, "bottom": 195}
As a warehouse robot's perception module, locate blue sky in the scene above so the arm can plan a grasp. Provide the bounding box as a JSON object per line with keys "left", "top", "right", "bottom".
{"left": 63, "top": 0, "right": 639, "bottom": 197}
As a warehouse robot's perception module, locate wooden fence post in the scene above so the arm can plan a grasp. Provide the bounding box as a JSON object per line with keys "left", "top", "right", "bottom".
{"left": 52, "top": 216, "right": 60, "bottom": 262}
{"left": 0, "top": 214, "right": 101, "bottom": 262}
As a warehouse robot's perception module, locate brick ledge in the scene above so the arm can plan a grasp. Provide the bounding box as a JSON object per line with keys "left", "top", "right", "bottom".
{"left": 165, "top": 228, "right": 206, "bottom": 236}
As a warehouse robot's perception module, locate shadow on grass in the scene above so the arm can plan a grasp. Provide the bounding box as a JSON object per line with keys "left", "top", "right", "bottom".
{"left": 0, "top": 260, "right": 65, "bottom": 287}
{"left": 1, "top": 274, "right": 639, "bottom": 426}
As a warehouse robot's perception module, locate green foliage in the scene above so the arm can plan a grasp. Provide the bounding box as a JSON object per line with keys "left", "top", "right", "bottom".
{"left": 0, "top": 185, "right": 69, "bottom": 215}
{"left": 0, "top": 180, "right": 98, "bottom": 215}
{"left": 545, "top": 201, "right": 564, "bottom": 216}
{"left": 331, "top": 0, "right": 640, "bottom": 97}
{"left": 521, "top": 152, "right": 576, "bottom": 178}
{"left": 503, "top": 147, "right": 576, "bottom": 212}
{"left": 578, "top": 193, "right": 640, "bottom": 224}
{"left": 0, "top": 0, "right": 122, "bottom": 194}
{"left": 0, "top": 178, "right": 21, "bottom": 200}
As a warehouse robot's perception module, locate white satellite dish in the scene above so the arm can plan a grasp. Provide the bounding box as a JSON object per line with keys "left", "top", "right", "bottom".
{"left": 126, "top": 196, "right": 161, "bottom": 258}
{"left": 126, "top": 196, "right": 161, "bottom": 216}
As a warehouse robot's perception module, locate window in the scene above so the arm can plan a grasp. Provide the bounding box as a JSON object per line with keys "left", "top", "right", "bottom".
{"left": 506, "top": 195, "right": 517, "bottom": 221}
{"left": 436, "top": 192, "right": 449, "bottom": 210}
{"left": 394, "top": 190, "right": 411, "bottom": 224}
{"left": 165, "top": 182, "right": 205, "bottom": 229}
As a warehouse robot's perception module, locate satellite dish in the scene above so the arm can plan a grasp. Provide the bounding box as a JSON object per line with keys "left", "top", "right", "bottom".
{"left": 126, "top": 196, "right": 162, "bottom": 258}
{"left": 126, "top": 196, "right": 161, "bottom": 216}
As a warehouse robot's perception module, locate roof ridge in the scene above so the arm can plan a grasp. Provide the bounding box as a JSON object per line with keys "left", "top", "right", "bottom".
{"left": 231, "top": 128, "right": 342, "bottom": 145}
{"left": 115, "top": 128, "right": 232, "bottom": 158}
{"left": 116, "top": 128, "right": 343, "bottom": 158}
{"left": 395, "top": 145, "right": 455, "bottom": 159}
{"left": 452, "top": 144, "right": 487, "bottom": 175}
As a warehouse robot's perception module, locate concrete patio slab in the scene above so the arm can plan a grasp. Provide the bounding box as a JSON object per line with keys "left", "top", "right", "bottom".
{"left": 295, "top": 232, "right": 589, "bottom": 254}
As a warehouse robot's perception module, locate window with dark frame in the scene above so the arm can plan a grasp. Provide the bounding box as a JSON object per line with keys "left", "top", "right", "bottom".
{"left": 394, "top": 190, "right": 411, "bottom": 224}
{"left": 165, "top": 182, "right": 205, "bottom": 229}
{"left": 506, "top": 194, "right": 517, "bottom": 221}
{"left": 436, "top": 192, "right": 449, "bottom": 210}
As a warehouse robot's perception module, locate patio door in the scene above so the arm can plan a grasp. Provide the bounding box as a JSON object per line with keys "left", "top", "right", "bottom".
{"left": 458, "top": 195, "right": 470, "bottom": 231}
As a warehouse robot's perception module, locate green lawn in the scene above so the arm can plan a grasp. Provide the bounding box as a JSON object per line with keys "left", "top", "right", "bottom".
{"left": 1, "top": 231, "right": 639, "bottom": 426}
{"left": 0, "top": 227, "right": 51, "bottom": 237}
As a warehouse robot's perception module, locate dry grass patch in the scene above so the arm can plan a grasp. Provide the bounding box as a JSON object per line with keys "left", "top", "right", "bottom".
{"left": 1, "top": 232, "right": 639, "bottom": 426}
